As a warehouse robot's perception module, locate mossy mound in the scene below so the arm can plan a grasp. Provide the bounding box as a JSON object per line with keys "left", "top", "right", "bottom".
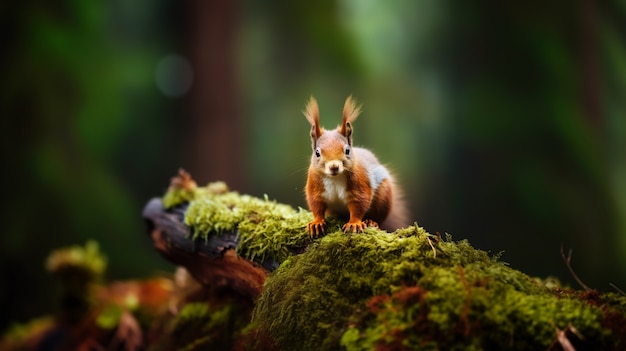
{"left": 252, "top": 228, "right": 626, "bottom": 350}
{"left": 161, "top": 178, "right": 626, "bottom": 350}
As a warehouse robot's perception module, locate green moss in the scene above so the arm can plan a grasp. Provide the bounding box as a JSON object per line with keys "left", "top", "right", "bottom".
{"left": 162, "top": 186, "right": 196, "bottom": 209}
{"left": 166, "top": 181, "right": 626, "bottom": 350}
{"left": 96, "top": 305, "right": 124, "bottom": 330}
{"left": 252, "top": 228, "right": 626, "bottom": 350}
{"left": 163, "top": 181, "right": 334, "bottom": 263}
{"left": 162, "top": 180, "right": 229, "bottom": 209}
{"left": 45, "top": 240, "right": 107, "bottom": 292}
{"left": 162, "top": 302, "right": 249, "bottom": 351}
{"left": 183, "top": 190, "right": 312, "bottom": 256}
{"left": 0, "top": 317, "right": 54, "bottom": 349}
{"left": 236, "top": 206, "right": 314, "bottom": 263}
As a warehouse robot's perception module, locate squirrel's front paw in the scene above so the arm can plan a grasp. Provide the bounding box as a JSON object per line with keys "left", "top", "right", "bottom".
{"left": 307, "top": 219, "right": 326, "bottom": 237}
{"left": 363, "top": 219, "right": 379, "bottom": 228}
{"left": 343, "top": 220, "right": 367, "bottom": 233}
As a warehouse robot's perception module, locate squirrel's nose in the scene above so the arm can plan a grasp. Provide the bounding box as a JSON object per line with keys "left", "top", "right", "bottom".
{"left": 326, "top": 160, "right": 343, "bottom": 176}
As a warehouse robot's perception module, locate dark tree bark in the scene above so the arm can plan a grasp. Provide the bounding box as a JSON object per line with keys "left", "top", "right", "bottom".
{"left": 185, "top": 0, "right": 245, "bottom": 190}
{"left": 142, "top": 198, "right": 268, "bottom": 300}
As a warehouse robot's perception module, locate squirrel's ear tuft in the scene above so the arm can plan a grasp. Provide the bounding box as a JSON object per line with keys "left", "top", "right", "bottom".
{"left": 340, "top": 96, "right": 361, "bottom": 143}
{"left": 304, "top": 96, "right": 323, "bottom": 148}
{"left": 342, "top": 96, "right": 361, "bottom": 124}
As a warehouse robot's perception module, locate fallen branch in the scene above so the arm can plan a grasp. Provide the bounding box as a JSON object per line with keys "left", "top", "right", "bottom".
{"left": 142, "top": 197, "right": 269, "bottom": 300}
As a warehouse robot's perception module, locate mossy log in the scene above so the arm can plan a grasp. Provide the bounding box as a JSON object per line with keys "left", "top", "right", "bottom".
{"left": 143, "top": 197, "right": 269, "bottom": 300}
{"left": 4, "top": 170, "right": 624, "bottom": 350}
{"left": 138, "top": 170, "right": 626, "bottom": 351}
{"left": 0, "top": 172, "right": 626, "bottom": 351}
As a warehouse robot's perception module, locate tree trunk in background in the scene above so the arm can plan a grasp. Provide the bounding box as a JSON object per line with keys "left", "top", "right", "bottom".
{"left": 579, "top": 0, "right": 602, "bottom": 131}
{"left": 186, "top": 0, "right": 245, "bottom": 190}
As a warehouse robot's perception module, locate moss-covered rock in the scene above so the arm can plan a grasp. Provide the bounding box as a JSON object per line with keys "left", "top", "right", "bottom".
{"left": 251, "top": 229, "right": 626, "bottom": 350}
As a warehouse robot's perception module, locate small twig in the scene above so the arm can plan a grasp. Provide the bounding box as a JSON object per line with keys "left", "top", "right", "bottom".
{"left": 555, "top": 326, "right": 576, "bottom": 351}
{"left": 413, "top": 223, "right": 437, "bottom": 258}
{"left": 552, "top": 323, "right": 583, "bottom": 351}
{"left": 609, "top": 283, "right": 626, "bottom": 296}
{"left": 567, "top": 323, "right": 584, "bottom": 341}
{"left": 560, "top": 244, "right": 591, "bottom": 291}
{"left": 426, "top": 235, "right": 437, "bottom": 258}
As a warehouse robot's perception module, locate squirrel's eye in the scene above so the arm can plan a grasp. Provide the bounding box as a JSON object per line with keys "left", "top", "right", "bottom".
{"left": 315, "top": 147, "right": 321, "bottom": 158}
{"left": 344, "top": 145, "right": 351, "bottom": 156}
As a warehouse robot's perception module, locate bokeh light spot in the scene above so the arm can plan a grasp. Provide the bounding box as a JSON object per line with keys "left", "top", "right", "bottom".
{"left": 155, "top": 54, "right": 193, "bottom": 97}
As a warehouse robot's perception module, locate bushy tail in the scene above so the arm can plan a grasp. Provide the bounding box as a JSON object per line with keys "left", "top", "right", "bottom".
{"left": 381, "top": 179, "right": 410, "bottom": 232}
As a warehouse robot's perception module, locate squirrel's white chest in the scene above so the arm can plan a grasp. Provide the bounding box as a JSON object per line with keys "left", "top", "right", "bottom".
{"left": 322, "top": 174, "right": 349, "bottom": 211}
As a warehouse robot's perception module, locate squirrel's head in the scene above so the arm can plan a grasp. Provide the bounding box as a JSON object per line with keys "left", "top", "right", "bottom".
{"left": 304, "top": 96, "right": 361, "bottom": 177}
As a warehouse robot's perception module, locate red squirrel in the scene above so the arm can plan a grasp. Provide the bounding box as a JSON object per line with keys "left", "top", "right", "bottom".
{"left": 304, "top": 96, "right": 408, "bottom": 236}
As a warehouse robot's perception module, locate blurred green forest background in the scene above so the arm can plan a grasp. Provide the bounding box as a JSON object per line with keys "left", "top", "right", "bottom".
{"left": 1, "top": 0, "right": 624, "bottom": 333}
